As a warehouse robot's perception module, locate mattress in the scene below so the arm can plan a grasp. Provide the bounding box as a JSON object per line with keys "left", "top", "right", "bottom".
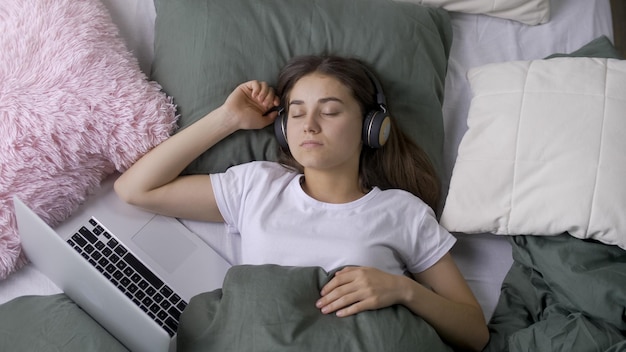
{"left": 0, "top": 0, "right": 615, "bottom": 322}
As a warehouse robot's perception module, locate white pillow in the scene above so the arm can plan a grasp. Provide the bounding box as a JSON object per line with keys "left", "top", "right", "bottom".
{"left": 395, "top": 0, "right": 549, "bottom": 25}
{"left": 441, "top": 57, "right": 626, "bottom": 250}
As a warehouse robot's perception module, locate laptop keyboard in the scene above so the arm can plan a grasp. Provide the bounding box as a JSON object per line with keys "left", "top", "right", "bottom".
{"left": 67, "top": 217, "right": 187, "bottom": 337}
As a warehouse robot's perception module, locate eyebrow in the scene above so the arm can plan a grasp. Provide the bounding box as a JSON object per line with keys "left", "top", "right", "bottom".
{"left": 288, "top": 97, "right": 344, "bottom": 106}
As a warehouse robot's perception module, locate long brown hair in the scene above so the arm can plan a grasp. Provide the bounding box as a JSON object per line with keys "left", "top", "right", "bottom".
{"left": 276, "top": 55, "right": 440, "bottom": 212}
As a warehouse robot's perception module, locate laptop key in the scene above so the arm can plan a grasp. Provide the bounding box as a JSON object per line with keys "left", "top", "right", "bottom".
{"left": 114, "top": 245, "right": 127, "bottom": 257}
{"left": 160, "top": 286, "right": 173, "bottom": 299}
{"left": 170, "top": 293, "right": 181, "bottom": 305}
{"left": 107, "top": 238, "right": 118, "bottom": 249}
{"left": 91, "top": 251, "right": 102, "bottom": 261}
{"left": 168, "top": 306, "right": 182, "bottom": 321}
{"left": 131, "top": 273, "right": 142, "bottom": 283}
{"left": 164, "top": 325, "right": 175, "bottom": 337}
{"left": 71, "top": 234, "right": 87, "bottom": 247}
{"left": 160, "top": 300, "right": 171, "bottom": 310}
{"left": 136, "top": 290, "right": 146, "bottom": 301}
{"left": 142, "top": 297, "right": 153, "bottom": 307}
{"left": 153, "top": 293, "right": 164, "bottom": 303}
{"left": 157, "top": 310, "right": 168, "bottom": 321}
{"left": 93, "top": 225, "right": 104, "bottom": 235}
{"left": 79, "top": 227, "right": 98, "bottom": 243}
{"left": 165, "top": 316, "right": 178, "bottom": 330}
{"left": 150, "top": 303, "right": 160, "bottom": 313}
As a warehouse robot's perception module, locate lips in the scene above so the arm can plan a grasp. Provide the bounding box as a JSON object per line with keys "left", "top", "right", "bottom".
{"left": 300, "top": 140, "right": 323, "bottom": 148}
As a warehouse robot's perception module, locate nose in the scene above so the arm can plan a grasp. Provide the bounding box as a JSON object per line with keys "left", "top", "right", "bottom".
{"left": 302, "top": 112, "right": 320, "bottom": 133}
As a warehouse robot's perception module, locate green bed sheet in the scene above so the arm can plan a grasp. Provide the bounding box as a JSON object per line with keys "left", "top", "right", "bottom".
{"left": 0, "top": 293, "right": 127, "bottom": 351}
{"left": 484, "top": 233, "right": 626, "bottom": 352}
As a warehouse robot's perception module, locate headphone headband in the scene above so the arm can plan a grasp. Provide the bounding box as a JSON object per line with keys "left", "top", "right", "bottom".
{"left": 360, "top": 65, "right": 387, "bottom": 110}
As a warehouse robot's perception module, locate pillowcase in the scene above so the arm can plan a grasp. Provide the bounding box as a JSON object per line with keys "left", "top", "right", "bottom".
{"left": 0, "top": 294, "right": 127, "bottom": 351}
{"left": 178, "top": 265, "right": 452, "bottom": 351}
{"left": 0, "top": 0, "right": 177, "bottom": 279}
{"left": 394, "top": 0, "right": 550, "bottom": 25}
{"left": 151, "top": 0, "right": 452, "bottom": 178}
{"left": 441, "top": 38, "right": 626, "bottom": 249}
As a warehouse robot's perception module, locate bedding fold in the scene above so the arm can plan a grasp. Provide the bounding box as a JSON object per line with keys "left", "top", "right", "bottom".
{"left": 484, "top": 234, "right": 626, "bottom": 352}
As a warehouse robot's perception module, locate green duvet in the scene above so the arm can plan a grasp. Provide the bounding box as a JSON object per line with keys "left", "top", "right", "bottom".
{"left": 177, "top": 265, "right": 452, "bottom": 352}
{"left": 484, "top": 234, "right": 626, "bottom": 352}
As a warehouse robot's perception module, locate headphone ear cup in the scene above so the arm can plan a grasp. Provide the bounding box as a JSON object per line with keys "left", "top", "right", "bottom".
{"left": 362, "top": 110, "right": 391, "bottom": 148}
{"left": 274, "top": 108, "right": 289, "bottom": 150}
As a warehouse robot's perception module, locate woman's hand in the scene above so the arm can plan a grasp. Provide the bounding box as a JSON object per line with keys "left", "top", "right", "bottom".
{"left": 315, "top": 258, "right": 488, "bottom": 351}
{"left": 222, "top": 80, "right": 280, "bottom": 130}
{"left": 315, "top": 266, "right": 410, "bottom": 317}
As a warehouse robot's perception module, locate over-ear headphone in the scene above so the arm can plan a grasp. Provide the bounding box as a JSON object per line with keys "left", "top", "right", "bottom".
{"left": 273, "top": 64, "right": 391, "bottom": 150}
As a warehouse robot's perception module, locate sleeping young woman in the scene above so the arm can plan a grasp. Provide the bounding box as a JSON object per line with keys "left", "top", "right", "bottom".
{"left": 114, "top": 55, "right": 489, "bottom": 351}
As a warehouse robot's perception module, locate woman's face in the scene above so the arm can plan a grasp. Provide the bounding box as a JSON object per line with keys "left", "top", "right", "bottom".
{"left": 286, "top": 72, "right": 364, "bottom": 173}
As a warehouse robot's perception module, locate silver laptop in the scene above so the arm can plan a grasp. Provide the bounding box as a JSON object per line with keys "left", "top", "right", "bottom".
{"left": 13, "top": 174, "right": 231, "bottom": 352}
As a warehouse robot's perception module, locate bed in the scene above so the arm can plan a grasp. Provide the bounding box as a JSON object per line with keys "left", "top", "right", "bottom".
{"left": 0, "top": 0, "right": 623, "bottom": 351}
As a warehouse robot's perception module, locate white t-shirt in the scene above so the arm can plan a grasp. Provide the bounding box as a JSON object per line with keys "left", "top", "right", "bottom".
{"left": 210, "top": 161, "right": 455, "bottom": 275}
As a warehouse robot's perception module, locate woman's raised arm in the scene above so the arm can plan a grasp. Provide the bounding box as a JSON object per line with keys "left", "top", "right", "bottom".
{"left": 114, "top": 80, "right": 279, "bottom": 222}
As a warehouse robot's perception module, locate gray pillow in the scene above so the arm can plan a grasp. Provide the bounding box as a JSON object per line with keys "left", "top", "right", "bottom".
{"left": 151, "top": 0, "right": 452, "bottom": 176}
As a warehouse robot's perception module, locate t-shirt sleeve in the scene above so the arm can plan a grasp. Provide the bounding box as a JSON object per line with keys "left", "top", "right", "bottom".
{"left": 210, "top": 161, "right": 291, "bottom": 234}
{"left": 210, "top": 163, "right": 252, "bottom": 234}
{"left": 404, "top": 207, "right": 456, "bottom": 274}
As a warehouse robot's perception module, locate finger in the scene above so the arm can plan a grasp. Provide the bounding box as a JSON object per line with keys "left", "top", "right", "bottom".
{"left": 317, "top": 278, "right": 349, "bottom": 310}
{"left": 253, "top": 81, "right": 266, "bottom": 98}
{"left": 237, "top": 81, "right": 259, "bottom": 104}
{"left": 261, "top": 92, "right": 281, "bottom": 112}
{"left": 333, "top": 266, "right": 360, "bottom": 276}
{"left": 262, "top": 87, "right": 276, "bottom": 108}
{"left": 245, "top": 80, "right": 260, "bottom": 94}
{"left": 336, "top": 299, "right": 374, "bottom": 317}
{"left": 320, "top": 270, "right": 354, "bottom": 296}
{"left": 319, "top": 290, "right": 363, "bottom": 315}
{"left": 257, "top": 81, "right": 275, "bottom": 104}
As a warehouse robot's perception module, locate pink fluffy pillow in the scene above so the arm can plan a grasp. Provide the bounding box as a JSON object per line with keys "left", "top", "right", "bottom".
{"left": 0, "top": 0, "right": 177, "bottom": 279}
